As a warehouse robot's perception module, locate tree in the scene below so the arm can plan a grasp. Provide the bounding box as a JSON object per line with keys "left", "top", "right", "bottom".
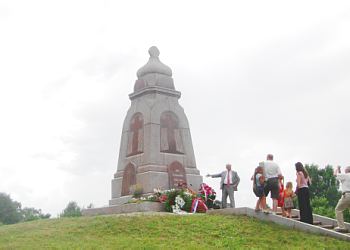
{"left": 306, "top": 164, "right": 341, "bottom": 207}
{"left": 0, "top": 193, "right": 22, "bottom": 224}
{"left": 21, "top": 207, "right": 51, "bottom": 222}
{"left": 305, "top": 164, "right": 349, "bottom": 222}
{"left": 60, "top": 201, "right": 82, "bottom": 217}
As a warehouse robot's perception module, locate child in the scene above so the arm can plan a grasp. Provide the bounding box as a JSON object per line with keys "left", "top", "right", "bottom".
{"left": 283, "top": 182, "right": 296, "bottom": 218}
{"left": 278, "top": 177, "right": 286, "bottom": 216}
{"left": 252, "top": 166, "right": 266, "bottom": 212}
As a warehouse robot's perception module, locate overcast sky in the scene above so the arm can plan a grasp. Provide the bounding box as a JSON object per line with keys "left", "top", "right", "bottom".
{"left": 0, "top": 0, "right": 349, "bottom": 216}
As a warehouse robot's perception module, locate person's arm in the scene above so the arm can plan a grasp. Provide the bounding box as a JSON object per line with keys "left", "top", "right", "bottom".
{"left": 277, "top": 166, "right": 283, "bottom": 179}
{"left": 259, "top": 175, "right": 265, "bottom": 185}
{"left": 296, "top": 172, "right": 302, "bottom": 188}
{"left": 207, "top": 173, "right": 222, "bottom": 178}
{"left": 233, "top": 172, "right": 240, "bottom": 187}
{"left": 334, "top": 166, "right": 341, "bottom": 176}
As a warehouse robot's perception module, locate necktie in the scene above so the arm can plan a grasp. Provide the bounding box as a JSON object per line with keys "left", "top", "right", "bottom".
{"left": 227, "top": 171, "right": 230, "bottom": 185}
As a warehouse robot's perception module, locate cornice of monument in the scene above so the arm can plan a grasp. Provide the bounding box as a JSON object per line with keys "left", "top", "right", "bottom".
{"left": 129, "top": 86, "right": 181, "bottom": 100}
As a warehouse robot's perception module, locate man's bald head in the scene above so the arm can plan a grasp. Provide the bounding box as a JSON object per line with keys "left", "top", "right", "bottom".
{"left": 226, "top": 164, "right": 232, "bottom": 171}
{"left": 345, "top": 166, "right": 350, "bottom": 173}
{"left": 267, "top": 154, "right": 274, "bottom": 160}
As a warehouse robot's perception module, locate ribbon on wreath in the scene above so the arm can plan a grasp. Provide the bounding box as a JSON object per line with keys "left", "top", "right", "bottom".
{"left": 201, "top": 183, "right": 208, "bottom": 201}
{"left": 191, "top": 197, "right": 208, "bottom": 213}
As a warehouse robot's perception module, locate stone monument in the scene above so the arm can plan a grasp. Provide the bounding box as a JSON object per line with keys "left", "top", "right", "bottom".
{"left": 109, "top": 46, "right": 203, "bottom": 206}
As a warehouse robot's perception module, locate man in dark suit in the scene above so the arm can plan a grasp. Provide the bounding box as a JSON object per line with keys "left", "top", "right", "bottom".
{"left": 207, "top": 164, "right": 240, "bottom": 208}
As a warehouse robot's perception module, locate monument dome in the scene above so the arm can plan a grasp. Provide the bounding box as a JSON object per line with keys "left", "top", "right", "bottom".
{"left": 134, "top": 46, "right": 175, "bottom": 91}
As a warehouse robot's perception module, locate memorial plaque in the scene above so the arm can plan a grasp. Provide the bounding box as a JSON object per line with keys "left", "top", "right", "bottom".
{"left": 168, "top": 161, "right": 187, "bottom": 188}
{"left": 121, "top": 163, "right": 136, "bottom": 196}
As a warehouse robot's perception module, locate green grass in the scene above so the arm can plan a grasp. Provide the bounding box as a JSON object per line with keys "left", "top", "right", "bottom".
{"left": 0, "top": 214, "right": 349, "bottom": 249}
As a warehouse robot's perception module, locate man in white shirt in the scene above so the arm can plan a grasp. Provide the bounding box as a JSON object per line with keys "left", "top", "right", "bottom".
{"left": 334, "top": 165, "right": 350, "bottom": 232}
{"left": 262, "top": 154, "right": 283, "bottom": 213}
{"left": 207, "top": 164, "right": 240, "bottom": 208}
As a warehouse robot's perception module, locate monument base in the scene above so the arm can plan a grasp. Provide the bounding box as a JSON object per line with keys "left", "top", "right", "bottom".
{"left": 111, "top": 165, "right": 203, "bottom": 200}
{"left": 82, "top": 202, "right": 165, "bottom": 216}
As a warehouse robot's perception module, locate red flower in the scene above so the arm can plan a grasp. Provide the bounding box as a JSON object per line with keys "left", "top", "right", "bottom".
{"left": 159, "top": 194, "right": 167, "bottom": 203}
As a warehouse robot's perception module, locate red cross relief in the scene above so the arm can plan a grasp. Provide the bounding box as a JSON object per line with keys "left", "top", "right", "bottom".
{"left": 130, "top": 114, "right": 143, "bottom": 155}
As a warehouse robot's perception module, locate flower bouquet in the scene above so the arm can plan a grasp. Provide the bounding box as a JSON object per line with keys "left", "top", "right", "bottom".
{"left": 199, "top": 183, "right": 216, "bottom": 209}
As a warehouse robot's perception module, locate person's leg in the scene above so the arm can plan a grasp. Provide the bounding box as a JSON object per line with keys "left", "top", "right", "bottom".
{"left": 304, "top": 189, "right": 313, "bottom": 224}
{"left": 298, "top": 188, "right": 312, "bottom": 223}
{"left": 271, "top": 178, "right": 279, "bottom": 213}
{"left": 335, "top": 194, "right": 350, "bottom": 229}
{"left": 222, "top": 186, "right": 228, "bottom": 208}
{"left": 297, "top": 189, "right": 305, "bottom": 222}
{"left": 255, "top": 199, "right": 260, "bottom": 210}
{"left": 261, "top": 196, "right": 266, "bottom": 209}
{"left": 272, "top": 199, "right": 278, "bottom": 212}
{"left": 228, "top": 185, "right": 235, "bottom": 208}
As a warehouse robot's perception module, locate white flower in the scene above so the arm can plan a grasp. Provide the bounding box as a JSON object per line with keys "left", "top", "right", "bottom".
{"left": 175, "top": 195, "right": 185, "bottom": 208}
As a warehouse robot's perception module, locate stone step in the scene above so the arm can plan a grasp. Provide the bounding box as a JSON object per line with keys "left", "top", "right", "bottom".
{"left": 320, "top": 225, "right": 334, "bottom": 229}
{"left": 292, "top": 218, "right": 322, "bottom": 226}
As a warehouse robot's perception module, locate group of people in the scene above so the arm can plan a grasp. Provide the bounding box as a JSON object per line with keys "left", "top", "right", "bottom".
{"left": 251, "top": 155, "right": 313, "bottom": 225}
{"left": 206, "top": 154, "right": 350, "bottom": 232}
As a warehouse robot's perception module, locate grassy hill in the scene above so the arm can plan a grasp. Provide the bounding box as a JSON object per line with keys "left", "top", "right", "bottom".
{"left": 0, "top": 213, "right": 349, "bottom": 249}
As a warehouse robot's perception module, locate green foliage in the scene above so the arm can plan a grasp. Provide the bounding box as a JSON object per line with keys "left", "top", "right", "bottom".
{"left": 306, "top": 164, "right": 341, "bottom": 207}
{"left": 305, "top": 164, "right": 349, "bottom": 222}
{"left": 163, "top": 189, "right": 194, "bottom": 212}
{"left": 311, "top": 197, "right": 336, "bottom": 219}
{"left": 21, "top": 207, "right": 51, "bottom": 222}
{"left": 0, "top": 193, "right": 51, "bottom": 225}
{"left": 0, "top": 214, "right": 349, "bottom": 249}
{"left": 0, "top": 193, "right": 22, "bottom": 225}
{"left": 131, "top": 184, "right": 143, "bottom": 198}
{"left": 181, "top": 191, "right": 194, "bottom": 212}
{"left": 60, "top": 201, "right": 82, "bottom": 218}
{"left": 164, "top": 189, "right": 180, "bottom": 212}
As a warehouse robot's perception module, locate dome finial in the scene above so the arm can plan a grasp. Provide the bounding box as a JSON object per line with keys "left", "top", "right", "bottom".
{"left": 149, "top": 46, "right": 160, "bottom": 58}
{"left": 136, "top": 46, "right": 172, "bottom": 78}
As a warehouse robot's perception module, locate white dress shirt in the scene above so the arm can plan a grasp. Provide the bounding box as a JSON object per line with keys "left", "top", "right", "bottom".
{"left": 336, "top": 173, "right": 350, "bottom": 192}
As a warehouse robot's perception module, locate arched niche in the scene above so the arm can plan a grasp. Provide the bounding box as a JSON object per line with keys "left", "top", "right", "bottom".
{"left": 168, "top": 161, "right": 187, "bottom": 189}
{"left": 121, "top": 163, "right": 137, "bottom": 196}
{"left": 127, "top": 112, "right": 144, "bottom": 157}
{"left": 160, "top": 111, "right": 184, "bottom": 154}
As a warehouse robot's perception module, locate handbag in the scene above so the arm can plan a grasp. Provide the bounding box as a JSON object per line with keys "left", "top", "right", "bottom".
{"left": 284, "top": 197, "right": 294, "bottom": 209}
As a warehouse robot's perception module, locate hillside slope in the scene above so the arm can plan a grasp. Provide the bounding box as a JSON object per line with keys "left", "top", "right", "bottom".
{"left": 0, "top": 213, "right": 349, "bottom": 249}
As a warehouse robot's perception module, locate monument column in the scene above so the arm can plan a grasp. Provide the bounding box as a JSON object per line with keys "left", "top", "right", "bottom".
{"left": 110, "top": 46, "right": 203, "bottom": 205}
